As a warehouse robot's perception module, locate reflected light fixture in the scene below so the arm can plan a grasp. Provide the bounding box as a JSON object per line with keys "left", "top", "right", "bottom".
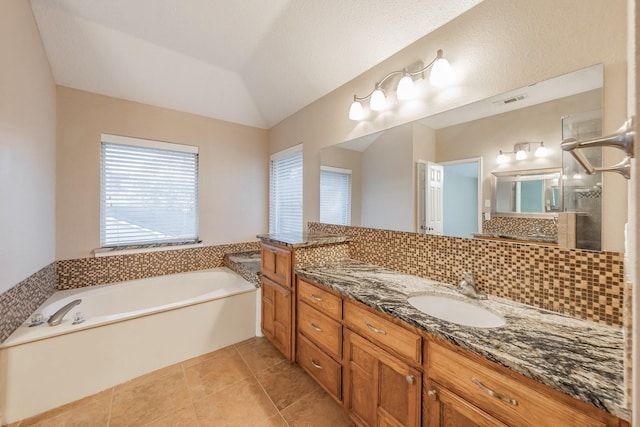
{"left": 348, "top": 49, "right": 452, "bottom": 120}
{"left": 496, "top": 141, "right": 548, "bottom": 163}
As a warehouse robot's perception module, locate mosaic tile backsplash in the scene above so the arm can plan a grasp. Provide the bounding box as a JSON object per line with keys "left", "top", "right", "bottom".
{"left": 57, "top": 241, "right": 261, "bottom": 289}
{"left": 0, "top": 263, "right": 57, "bottom": 343}
{"left": 482, "top": 216, "right": 557, "bottom": 238}
{"left": 295, "top": 243, "right": 350, "bottom": 269}
{"left": 308, "top": 222, "right": 624, "bottom": 327}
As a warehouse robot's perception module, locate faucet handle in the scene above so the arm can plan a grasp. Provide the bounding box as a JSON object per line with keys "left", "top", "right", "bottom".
{"left": 463, "top": 271, "right": 475, "bottom": 284}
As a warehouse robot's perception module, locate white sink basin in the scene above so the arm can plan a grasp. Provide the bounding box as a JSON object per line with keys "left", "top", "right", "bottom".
{"left": 407, "top": 295, "right": 506, "bottom": 328}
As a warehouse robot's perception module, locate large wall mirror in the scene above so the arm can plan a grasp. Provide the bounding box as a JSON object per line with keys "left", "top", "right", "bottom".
{"left": 320, "top": 64, "right": 625, "bottom": 252}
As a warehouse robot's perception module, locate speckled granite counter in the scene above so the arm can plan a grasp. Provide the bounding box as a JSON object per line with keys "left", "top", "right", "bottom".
{"left": 223, "top": 251, "right": 261, "bottom": 287}
{"left": 295, "top": 259, "right": 629, "bottom": 420}
{"left": 473, "top": 232, "right": 558, "bottom": 245}
{"left": 257, "top": 232, "right": 349, "bottom": 248}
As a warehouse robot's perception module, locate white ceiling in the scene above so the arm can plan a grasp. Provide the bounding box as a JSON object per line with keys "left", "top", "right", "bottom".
{"left": 30, "top": 0, "right": 483, "bottom": 129}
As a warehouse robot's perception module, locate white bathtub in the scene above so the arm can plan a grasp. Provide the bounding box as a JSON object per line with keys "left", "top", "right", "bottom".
{"left": 0, "top": 267, "right": 257, "bottom": 424}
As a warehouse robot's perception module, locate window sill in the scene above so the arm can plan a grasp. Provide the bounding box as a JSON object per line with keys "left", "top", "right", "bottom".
{"left": 94, "top": 242, "right": 204, "bottom": 258}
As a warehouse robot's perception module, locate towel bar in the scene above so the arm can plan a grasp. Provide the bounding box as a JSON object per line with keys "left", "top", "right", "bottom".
{"left": 560, "top": 116, "right": 635, "bottom": 179}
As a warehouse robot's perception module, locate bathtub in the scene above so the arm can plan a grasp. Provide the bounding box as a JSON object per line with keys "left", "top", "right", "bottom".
{"left": 0, "top": 267, "right": 257, "bottom": 424}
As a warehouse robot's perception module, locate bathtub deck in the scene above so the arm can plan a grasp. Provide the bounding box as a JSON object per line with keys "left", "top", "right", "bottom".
{"left": 224, "top": 250, "right": 261, "bottom": 287}
{"left": 6, "top": 337, "right": 353, "bottom": 427}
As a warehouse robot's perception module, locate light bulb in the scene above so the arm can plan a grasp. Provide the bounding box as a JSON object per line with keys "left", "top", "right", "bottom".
{"left": 496, "top": 151, "right": 509, "bottom": 164}
{"left": 429, "top": 50, "right": 452, "bottom": 87}
{"left": 370, "top": 86, "right": 387, "bottom": 111}
{"left": 348, "top": 98, "right": 364, "bottom": 121}
{"left": 515, "top": 149, "right": 527, "bottom": 160}
{"left": 397, "top": 74, "right": 416, "bottom": 100}
{"left": 535, "top": 143, "right": 549, "bottom": 157}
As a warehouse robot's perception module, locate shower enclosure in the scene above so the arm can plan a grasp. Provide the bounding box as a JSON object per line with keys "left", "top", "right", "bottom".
{"left": 561, "top": 110, "right": 603, "bottom": 251}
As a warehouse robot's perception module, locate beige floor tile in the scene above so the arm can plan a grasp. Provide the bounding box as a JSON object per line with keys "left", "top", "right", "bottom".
{"left": 257, "top": 413, "right": 289, "bottom": 427}
{"left": 193, "top": 376, "right": 278, "bottom": 426}
{"left": 142, "top": 405, "right": 199, "bottom": 427}
{"left": 19, "top": 388, "right": 113, "bottom": 427}
{"left": 114, "top": 363, "right": 183, "bottom": 394}
{"left": 184, "top": 347, "right": 252, "bottom": 400}
{"left": 30, "top": 397, "right": 111, "bottom": 427}
{"left": 281, "top": 389, "right": 354, "bottom": 427}
{"left": 255, "top": 360, "right": 320, "bottom": 410}
{"left": 182, "top": 345, "right": 237, "bottom": 369}
{"left": 236, "top": 336, "right": 287, "bottom": 374}
{"left": 109, "top": 372, "right": 190, "bottom": 427}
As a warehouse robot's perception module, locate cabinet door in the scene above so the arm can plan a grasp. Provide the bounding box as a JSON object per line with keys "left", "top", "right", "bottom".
{"left": 424, "top": 381, "right": 508, "bottom": 427}
{"left": 344, "top": 330, "right": 421, "bottom": 427}
{"left": 261, "top": 278, "right": 292, "bottom": 359}
{"left": 261, "top": 243, "right": 292, "bottom": 287}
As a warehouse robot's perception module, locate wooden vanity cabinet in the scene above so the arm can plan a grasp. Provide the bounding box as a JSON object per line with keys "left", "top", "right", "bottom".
{"left": 344, "top": 329, "right": 422, "bottom": 427}
{"left": 296, "top": 278, "right": 344, "bottom": 402}
{"left": 261, "top": 242, "right": 293, "bottom": 288}
{"left": 261, "top": 276, "right": 293, "bottom": 359}
{"left": 260, "top": 242, "right": 295, "bottom": 360}
{"left": 424, "top": 339, "right": 623, "bottom": 427}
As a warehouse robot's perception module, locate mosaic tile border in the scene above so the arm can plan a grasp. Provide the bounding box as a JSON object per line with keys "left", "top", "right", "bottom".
{"left": 308, "top": 222, "right": 624, "bottom": 327}
{"left": 295, "top": 243, "right": 351, "bottom": 269}
{"left": 483, "top": 216, "right": 557, "bottom": 238}
{"left": 0, "top": 262, "right": 57, "bottom": 343}
{"left": 57, "top": 241, "right": 261, "bottom": 290}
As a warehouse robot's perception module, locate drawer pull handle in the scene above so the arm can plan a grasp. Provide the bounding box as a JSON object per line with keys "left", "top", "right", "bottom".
{"left": 405, "top": 375, "right": 414, "bottom": 384}
{"left": 309, "top": 322, "right": 323, "bottom": 332}
{"left": 310, "top": 358, "right": 323, "bottom": 370}
{"left": 427, "top": 389, "right": 438, "bottom": 401}
{"left": 471, "top": 377, "right": 518, "bottom": 406}
{"left": 365, "top": 322, "right": 387, "bottom": 335}
{"left": 310, "top": 294, "right": 323, "bottom": 302}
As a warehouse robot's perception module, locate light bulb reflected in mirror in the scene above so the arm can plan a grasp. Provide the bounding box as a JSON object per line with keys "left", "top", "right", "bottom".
{"left": 515, "top": 149, "right": 527, "bottom": 160}
{"left": 496, "top": 151, "right": 509, "bottom": 164}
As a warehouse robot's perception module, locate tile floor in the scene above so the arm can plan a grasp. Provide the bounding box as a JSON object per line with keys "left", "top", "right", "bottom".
{"left": 7, "top": 337, "right": 354, "bottom": 427}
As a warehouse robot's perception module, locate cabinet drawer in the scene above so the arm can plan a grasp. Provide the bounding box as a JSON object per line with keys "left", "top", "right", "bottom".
{"left": 298, "top": 278, "right": 342, "bottom": 320}
{"left": 344, "top": 301, "right": 421, "bottom": 366}
{"left": 298, "top": 301, "right": 342, "bottom": 360}
{"left": 428, "top": 342, "right": 611, "bottom": 427}
{"left": 297, "top": 333, "right": 342, "bottom": 401}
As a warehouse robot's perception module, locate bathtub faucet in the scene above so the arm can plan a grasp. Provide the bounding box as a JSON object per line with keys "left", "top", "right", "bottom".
{"left": 48, "top": 299, "right": 82, "bottom": 326}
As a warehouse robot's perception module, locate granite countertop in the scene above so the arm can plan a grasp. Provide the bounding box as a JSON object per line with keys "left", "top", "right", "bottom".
{"left": 295, "top": 259, "right": 628, "bottom": 420}
{"left": 473, "top": 232, "right": 558, "bottom": 244}
{"left": 256, "top": 232, "right": 349, "bottom": 248}
{"left": 223, "top": 251, "right": 261, "bottom": 287}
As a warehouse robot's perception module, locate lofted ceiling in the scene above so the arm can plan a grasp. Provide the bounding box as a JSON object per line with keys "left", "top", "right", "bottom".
{"left": 30, "top": 0, "right": 482, "bottom": 129}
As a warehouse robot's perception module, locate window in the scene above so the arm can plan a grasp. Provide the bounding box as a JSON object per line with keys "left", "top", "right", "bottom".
{"left": 269, "top": 145, "right": 303, "bottom": 234}
{"left": 100, "top": 134, "right": 199, "bottom": 247}
{"left": 320, "top": 166, "right": 352, "bottom": 226}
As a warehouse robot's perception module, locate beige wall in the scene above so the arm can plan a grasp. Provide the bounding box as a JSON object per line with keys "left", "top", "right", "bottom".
{"left": 0, "top": 1, "right": 56, "bottom": 293}
{"left": 269, "top": 0, "right": 628, "bottom": 246}
{"left": 56, "top": 87, "right": 269, "bottom": 260}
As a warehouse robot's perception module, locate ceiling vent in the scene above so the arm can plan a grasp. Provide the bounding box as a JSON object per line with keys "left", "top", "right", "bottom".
{"left": 493, "top": 94, "right": 527, "bottom": 105}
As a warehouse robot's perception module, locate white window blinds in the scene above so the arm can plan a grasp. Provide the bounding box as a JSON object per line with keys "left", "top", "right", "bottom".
{"left": 269, "top": 145, "right": 303, "bottom": 234}
{"left": 100, "top": 134, "right": 199, "bottom": 247}
{"left": 320, "top": 166, "right": 352, "bottom": 226}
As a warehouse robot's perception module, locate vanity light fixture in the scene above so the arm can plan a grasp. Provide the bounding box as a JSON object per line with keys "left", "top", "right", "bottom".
{"left": 496, "top": 141, "right": 548, "bottom": 163}
{"left": 348, "top": 49, "right": 452, "bottom": 120}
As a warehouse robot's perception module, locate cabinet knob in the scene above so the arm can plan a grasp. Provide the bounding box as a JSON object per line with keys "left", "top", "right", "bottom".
{"left": 405, "top": 375, "right": 414, "bottom": 384}
{"left": 427, "top": 389, "right": 438, "bottom": 401}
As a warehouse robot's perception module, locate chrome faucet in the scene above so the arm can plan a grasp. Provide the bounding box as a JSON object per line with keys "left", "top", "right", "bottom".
{"left": 48, "top": 299, "right": 82, "bottom": 326}
{"left": 457, "top": 272, "right": 487, "bottom": 300}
